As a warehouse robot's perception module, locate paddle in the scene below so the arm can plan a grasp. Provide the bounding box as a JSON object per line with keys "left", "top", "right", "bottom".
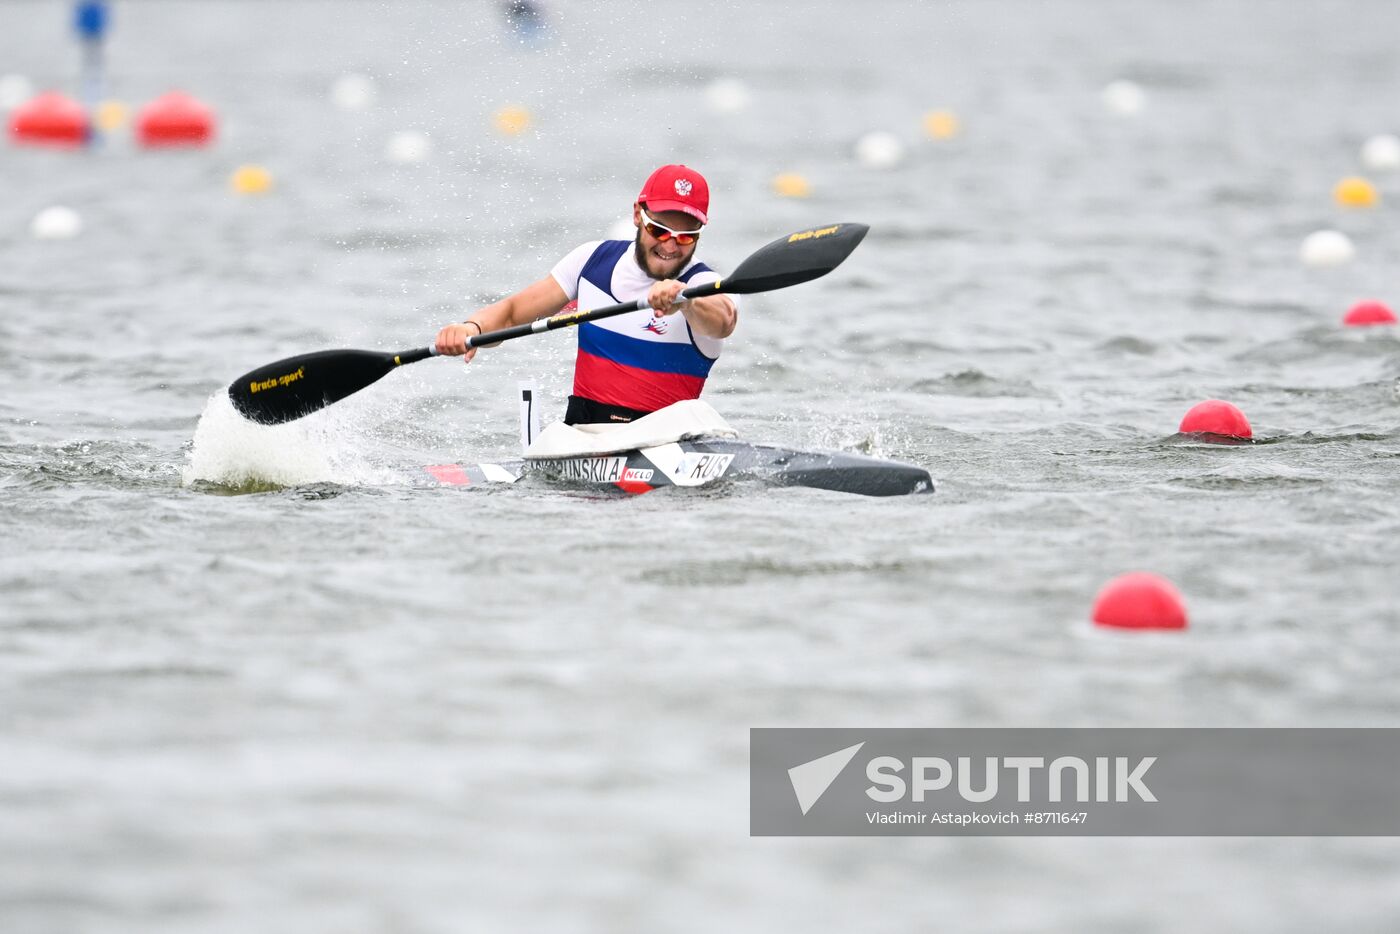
{"left": 228, "top": 222, "right": 870, "bottom": 425}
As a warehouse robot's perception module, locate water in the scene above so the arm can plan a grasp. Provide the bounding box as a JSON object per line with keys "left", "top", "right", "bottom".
{"left": 4, "top": 0, "right": 1400, "bottom": 930}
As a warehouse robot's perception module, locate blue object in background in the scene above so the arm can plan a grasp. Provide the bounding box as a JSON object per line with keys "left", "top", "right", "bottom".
{"left": 74, "top": 1, "right": 111, "bottom": 144}
{"left": 503, "top": 0, "right": 548, "bottom": 43}
{"left": 74, "top": 1, "right": 110, "bottom": 41}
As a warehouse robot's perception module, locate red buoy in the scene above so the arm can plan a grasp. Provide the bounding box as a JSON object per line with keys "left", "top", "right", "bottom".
{"left": 1342, "top": 300, "right": 1397, "bottom": 327}
{"left": 1179, "top": 399, "right": 1251, "bottom": 440}
{"left": 135, "top": 91, "right": 215, "bottom": 147}
{"left": 8, "top": 91, "right": 89, "bottom": 147}
{"left": 1092, "top": 572, "right": 1188, "bottom": 630}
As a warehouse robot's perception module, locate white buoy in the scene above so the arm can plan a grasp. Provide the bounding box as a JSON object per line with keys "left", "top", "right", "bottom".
{"left": 1299, "top": 229, "right": 1355, "bottom": 267}
{"left": 605, "top": 217, "right": 635, "bottom": 240}
{"left": 1101, "top": 80, "right": 1146, "bottom": 116}
{"left": 703, "top": 78, "right": 750, "bottom": 115}
{"left": 332, "top": 73, "right": 377, "bottom": 111}
{"left": 854, "top": 131, "right": 905, "bottom": 169}
{"left": 31, "top": 206, "right": 83, "bottom": 240}
{"left": 0, "top": 74, "right": 33, "bottom": 111}
{"left": 1360, "top": 134, "right": 1400, "bottom": 172}
{"left": 386, "top": 130, "right": 431, "bottom": 163}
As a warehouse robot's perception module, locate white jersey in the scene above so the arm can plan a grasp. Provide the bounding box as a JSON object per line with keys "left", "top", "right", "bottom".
{"left": 549, "top": 239, "right": 736, "bottom": 412}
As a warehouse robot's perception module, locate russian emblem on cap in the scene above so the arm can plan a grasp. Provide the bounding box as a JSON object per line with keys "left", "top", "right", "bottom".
{"left": 674, "top": 178, "right": 693, "bottom": 197}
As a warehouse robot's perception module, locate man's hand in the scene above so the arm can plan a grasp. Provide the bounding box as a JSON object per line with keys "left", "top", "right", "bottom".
{"left": 435, "top": 322, "right": 483, "bottom": 363}
{"left": 647, "top": 279, "right": 688, "bottom": 315}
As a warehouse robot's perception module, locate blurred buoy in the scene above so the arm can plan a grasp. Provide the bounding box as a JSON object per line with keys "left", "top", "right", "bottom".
{"left": 493, "top": 105, "right": 532, "bottom": 136}
{"left": 231, "top": 164, "right": 274, "bottom": 195}
{"left": 1342, "top": 300, "right": 1397, "bottom": 327}
{"left": 772, "top": 172, "right": 811, "bottom": 198}
{"left": 0, "top": 74, "right": 34, "bottom": 111}
{"left": 30, "top": 206, "right": 83, "bottom": 240}
{"left": 1299, "top": 229, "right": 1355, "bottom": 267}
{"left": 94, "top": 100, "right": 127, "bottom": 132}
{"left": 8, "top": 91, "right": 88, "bottom": 146}
{"left": 136, "top": 91, "right": 216, "bottom": 147}
{"left": 386, "top": 130, "right": 431, "bottom": 163}
{"left": 855, "top": 131, "right": 904, "bottom": 169}
{"left": 1179, "top": 399, "right": 1252, "bottom": 440}
{"left": 1101, "top": 80, "right": 1146, "bottom": 116}
{"left": 1334, "top": 175, "right": 1378, "bottom": 208}
{"left": 331, "top": 73, "right": 376, "bottom": 111}
{"left": 1092, "top": 572, "right": 1188, "bottom": 630}
{"left": 606, "top": 216, "right": 635, "bottom": 240}
{"left": 922, "top": 109, "right": 960, "bottom": 140}
{"left": 1360, "top": 134, "right": 1400, "bottom": 172}
{"left": 703, "top": 78, "right": 750, "bottom": 115}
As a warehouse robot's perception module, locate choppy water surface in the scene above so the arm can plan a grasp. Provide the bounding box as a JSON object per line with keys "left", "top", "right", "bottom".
{"left": 4, "top": 1, "right": 1400, "bottom": 930}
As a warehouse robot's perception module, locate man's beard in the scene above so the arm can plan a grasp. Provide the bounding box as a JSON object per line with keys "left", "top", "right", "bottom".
{"left": 634, "top": 236, "right": 688, "bottom": 279}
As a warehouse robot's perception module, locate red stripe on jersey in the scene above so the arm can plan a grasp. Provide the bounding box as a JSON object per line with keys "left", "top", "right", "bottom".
{"left": 573, "top": 349, "right": 706, "bottom": 412}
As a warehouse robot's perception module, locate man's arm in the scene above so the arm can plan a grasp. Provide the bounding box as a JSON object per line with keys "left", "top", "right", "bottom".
{"left": 681, "top": 294, "right": 737, "bottom": 339}
{"left": 435, "top": 276, "right": 571, "bottom": 361}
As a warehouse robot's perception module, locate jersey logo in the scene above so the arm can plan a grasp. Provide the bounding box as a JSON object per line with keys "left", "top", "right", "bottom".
{"left": 643, "top": 316, "right": 670, "bottom": 335}
{"left": 674, "top": 178, "right": 693, "bottom": 197}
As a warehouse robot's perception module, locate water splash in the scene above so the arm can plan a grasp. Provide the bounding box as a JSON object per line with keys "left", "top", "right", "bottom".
{"left": 182, "top": 391, "right": 396, "bottom": 491}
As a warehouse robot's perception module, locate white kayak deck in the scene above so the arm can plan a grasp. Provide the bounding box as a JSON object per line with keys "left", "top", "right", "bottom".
{"left": 523, "top": 400, "right": 737, "bottom": 460}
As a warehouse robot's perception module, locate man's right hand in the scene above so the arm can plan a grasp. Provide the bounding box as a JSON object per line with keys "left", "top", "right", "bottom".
{"left": 435, "top": 322, "right": 483, "bottom": 362}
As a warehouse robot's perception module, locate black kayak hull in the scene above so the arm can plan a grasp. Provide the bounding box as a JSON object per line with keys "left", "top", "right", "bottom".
{"left": 426, "top": 438, "right": 933, "bottom": 497}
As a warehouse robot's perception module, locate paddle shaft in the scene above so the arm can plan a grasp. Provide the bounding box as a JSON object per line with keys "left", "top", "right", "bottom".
{"left": 398, "top": 284, "right": 721, "bottom": 361}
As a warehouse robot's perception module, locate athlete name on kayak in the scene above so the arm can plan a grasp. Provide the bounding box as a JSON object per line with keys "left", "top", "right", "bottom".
{"left": 248, "top": 366, "right": 305, "bottom": 394}
{"left": 787, "top": 224, "right": 841, "bottom": 243}
{"left": 535, "top": 456, "right": 628, "bottom": 482}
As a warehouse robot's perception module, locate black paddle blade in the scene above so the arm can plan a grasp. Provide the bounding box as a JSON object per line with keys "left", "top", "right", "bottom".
{"left": 722, "top": 222, "right": 869, "bottom": 294}
{"left": 228, "top": 348, "right": 402, "bottom": 425}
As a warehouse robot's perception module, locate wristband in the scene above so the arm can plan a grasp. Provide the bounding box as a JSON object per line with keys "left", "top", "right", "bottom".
{"left": 463, "top": 320, "right": 482, "bottom": 335}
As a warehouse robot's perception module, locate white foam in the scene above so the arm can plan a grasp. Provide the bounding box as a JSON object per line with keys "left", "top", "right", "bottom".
{"left": 183, "top": 391, "right": 391, "bottom": 489}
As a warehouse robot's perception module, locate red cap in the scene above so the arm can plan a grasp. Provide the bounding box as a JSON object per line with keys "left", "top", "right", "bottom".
{"left": 637, "top": 164, "right": 709, "bottom": 224}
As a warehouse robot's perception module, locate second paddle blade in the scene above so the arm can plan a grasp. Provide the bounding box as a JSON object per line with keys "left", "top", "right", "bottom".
{"left": 228, "top": 348, "right": 399, "bottom": 425}
{"left": 724, "top": 222, "right": 870, "bottom": 294}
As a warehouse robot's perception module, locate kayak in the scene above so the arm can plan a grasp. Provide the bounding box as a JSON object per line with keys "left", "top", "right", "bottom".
{"left": 424, "top": 393, "right": 934, "bottom": 498}
{"left": 426, "top": 437, "right": 934, "bottom": 497}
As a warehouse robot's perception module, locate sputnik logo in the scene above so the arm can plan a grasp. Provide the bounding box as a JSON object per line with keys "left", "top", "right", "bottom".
{"left": 674, "top": 178, "right": 693, "bottom": 197}
{"left": 788, "top": 742, "right": 864, "bottom": 815}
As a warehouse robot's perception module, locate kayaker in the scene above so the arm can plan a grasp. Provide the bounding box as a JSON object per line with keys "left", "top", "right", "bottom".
{"left": 433, "top": 164, "right": 739, "bottom": 424}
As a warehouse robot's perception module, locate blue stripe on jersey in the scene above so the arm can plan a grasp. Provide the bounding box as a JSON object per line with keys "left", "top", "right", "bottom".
{"left": 580, "top": 240, "right": 629, "bottom": 300}
{"left": 679, "top": 262, "right": 712, "bottom": 283}
{"left": 578, "top": 321, "right": 716, "bottom": 378}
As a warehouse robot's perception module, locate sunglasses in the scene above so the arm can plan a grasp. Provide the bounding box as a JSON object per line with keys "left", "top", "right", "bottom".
{"left": 639, "top": 206, "right": 703, "bottom": 245}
